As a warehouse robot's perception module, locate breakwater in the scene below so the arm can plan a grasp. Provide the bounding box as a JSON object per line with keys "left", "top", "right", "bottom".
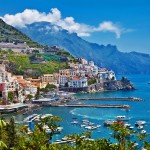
{"left": 77, "top": 97, "right": 142, "bottom": 101}
{"left": 43, "top": 103, "right": 130, "bottom": 109}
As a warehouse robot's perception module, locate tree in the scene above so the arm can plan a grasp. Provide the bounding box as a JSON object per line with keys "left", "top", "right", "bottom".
{"left": 5, "top": 117, "right": 18, "bottom": 149}
{"left": 7, "top": 91, "right": 14, "bottom": 101}
{"left": 26, "top": 94, "right": 33, "bottom": 101}
{"left": 0, "top": 119, "right": 7, "bottom": 149}
{"left": 46, "top": 84, "right": 57, "bottom": 90}
{"left": 110, "top": 122, "right": 138, "bottom": 150}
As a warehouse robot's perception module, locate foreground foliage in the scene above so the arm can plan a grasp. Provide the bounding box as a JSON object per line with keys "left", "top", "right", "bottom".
{"left": 0, "top": 117, "right": 150, "bottom": 150}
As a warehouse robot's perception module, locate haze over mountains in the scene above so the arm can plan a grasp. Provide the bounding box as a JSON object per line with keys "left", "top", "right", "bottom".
{"left": 17, "top": 21, "right": 150, "bottom": 74}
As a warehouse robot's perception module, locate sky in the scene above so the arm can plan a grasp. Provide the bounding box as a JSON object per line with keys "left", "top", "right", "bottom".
{"left": 0, "top": 0, "right": 150, "bottom": 54}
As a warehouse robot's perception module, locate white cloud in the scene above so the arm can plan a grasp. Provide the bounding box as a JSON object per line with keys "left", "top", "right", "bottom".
{"left": 1, "top": 8, "right": 127, "bottom": 38}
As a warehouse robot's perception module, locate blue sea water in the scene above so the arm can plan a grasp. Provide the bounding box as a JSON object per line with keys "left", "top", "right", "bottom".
{"left": 6, "top": 74, "right": 150, "bottom": 142}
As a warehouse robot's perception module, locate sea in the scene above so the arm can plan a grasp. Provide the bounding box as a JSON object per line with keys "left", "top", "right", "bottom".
{"left": 3, "top": 74, "right": 150, "bottom": 143}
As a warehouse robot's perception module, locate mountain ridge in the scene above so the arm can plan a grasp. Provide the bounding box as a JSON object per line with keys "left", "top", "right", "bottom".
{"left": 13, "top": 21, "right": 150, "bottom": 74}
{"left": 0, "top": 19, "right": 43, "bottom": 48}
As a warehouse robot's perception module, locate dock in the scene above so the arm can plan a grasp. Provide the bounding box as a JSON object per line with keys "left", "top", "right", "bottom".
{"left": 77, "top": 97, "right": 142, "bottom": 101}
{"left": 47, "top": 103, "right": 130, "bottom": 109}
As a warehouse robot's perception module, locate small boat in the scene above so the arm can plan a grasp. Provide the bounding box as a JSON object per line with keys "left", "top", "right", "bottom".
{"left": 41, "top": 114, "right": 53, "bottom": 119}
{"left": 56, "top": 140, "right": 62, "bottom": 142}
{"left": 71, "top": 121, "right": 78, "bottom": 125}
{"left": 81, "top": 124, "right": 86, "bottom": 128}
{"left": 135, "top": 120, "right": 146, "bottom": 126}
{"left": 129, "top": 126, "right": 134, "bottom": 130}
{"left": 96, "top": 125, "right": 101, "bottom": 128}
{"left": 54, "top": 127, "right": 63, "bottom": 134}
{"left": 124, "top": 123, "right": 131, "bottom": 128}
{"left": 116, "top": 116, "right": 129, "bottom": 121}
{"left": 147, "top": 82, "right": 150, "bottom": 84}
{"left": 141, "top": 130, "right": 146, "bottom": 134}
{"left": 23, "top": 114, "right": 38, "bottom": 122}
{"left": 89, "top": 122, "right": 94, "bottom": 126}
{"left": 82, "top": 120, "right": 90, "bottom": 124}
{"left": 104, "top": 120, "right": 115, "bottom": 126}
{"left": 85, "top": 126, "right": 93, "bottom": 130}
{"left": 137, "top": 125, "right": 143, "bottom": 130}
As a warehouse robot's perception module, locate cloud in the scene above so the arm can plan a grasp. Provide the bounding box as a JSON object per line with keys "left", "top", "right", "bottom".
{"left": 95, "top": 21, "right": 123, "bottom": 38}
{"left": 1, "top": 8, "right": 127, "bottom": 38}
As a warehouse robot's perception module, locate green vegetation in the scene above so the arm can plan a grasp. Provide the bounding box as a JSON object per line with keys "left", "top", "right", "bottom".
{"left": 0, "top": 50, "right": 70, "bottom": 77}
{"left": 26, "top": 94, "right": 33, "bottom": 101}
{"left": 88, "top": 78, "right": 97, "bottom": 85}
{"left": 0, "top": 117, "right": 150, "bottom": 150}
{"left": 7, "top": 92, "right": 14, "bottom": 101}
{"left": 0, "top": 19, "right": 43, "bottom": 48}
{"left": 45, "top": 84, "right": 57, "bottom": 90}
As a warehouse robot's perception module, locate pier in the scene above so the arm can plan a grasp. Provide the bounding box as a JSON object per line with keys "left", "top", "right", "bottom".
{"left": 77, "top": 97, "right": 142, "bottom": 101}
{"left": 47, "top": 103, "right": 130, "bottom": 109}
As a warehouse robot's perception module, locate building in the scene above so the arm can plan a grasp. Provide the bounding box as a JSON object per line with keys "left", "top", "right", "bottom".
{"left": 26, "top": 78, "right": 42, "bottom": 88}
{"left": 0, "top": 42, "right": 28, "bottom": 53}
{"left": 41, "top": 74, "right": 59, "bottom": 87}
{"left": 68, "top": 76, "right": 88, "bottom": 88}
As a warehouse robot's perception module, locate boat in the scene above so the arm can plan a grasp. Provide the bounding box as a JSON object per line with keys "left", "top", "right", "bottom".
{"left": 147, "top": 82, "right": 150, "bottom": 84}
{"left": 96, "top": 125, "right": 101, "bottom": 128}
{"left": 88, "top": 122, "right": 94, "bottom": 126}
{"left": 116, "top": 116, "right": 129, "bottom": 121}
{"left": 54, "top": 127, "right": 63, "bottom": 134}
{"left": 81, "top": 124, "right": 86, "bottom": 128}
{"left": 135, "top": 120, "right": 146, "bottom": 126}
{"left": 71, "top": 121, "right": 78, "bottom": 125}
{"left": 124, "top": 123, "right": 131, "bottom": 128}
{"left": 137, "top": 125, "right": 143, "bottom": 130}
{"left": 85, "top": 125, "right": 100, "bottom": 130}
{"left": 56, "top": 140, "right": 62, "bottom": 142}
{"left": 41, "top": 114, "right": 53, "bottom": 119}
{"left": 129, "top": 126, "right": 134, "bottom": 130}
{"left": 103, "top": 120, "right": 115, "bottom": 126}
{"left": 23, "top": 114, "right": 38, "bottom": 122}
{"left": 141, "top": 130, "right": 146, "bottom": 134}
{"left": 85, "top": 126, "right": 93, "bottom": 130}
{"left": 82, "top": 120, "right": 90, "bottom": 124}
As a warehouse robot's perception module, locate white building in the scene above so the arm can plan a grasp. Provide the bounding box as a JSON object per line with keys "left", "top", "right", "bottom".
{"left": 68, "top": 76, "right": 88, "bottom": 88}
{"left": 23, "top": 85, "right": 37, "bottom": 97}
{"left": 98, "top": 70, "right": 116, "bottom": 82}
{"left": 89, "top": 61, "right": 94, "bottom": 67}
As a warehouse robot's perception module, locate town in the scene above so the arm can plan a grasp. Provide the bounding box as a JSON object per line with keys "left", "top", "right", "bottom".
{"left": 0, "top": 43, "right": 135, "bottom": 114}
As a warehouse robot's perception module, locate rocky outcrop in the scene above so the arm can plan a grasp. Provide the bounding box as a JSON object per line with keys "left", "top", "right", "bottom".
{"left": 88, "top": 77, "right": 135, "bottom": 92}
{"left": 103, "top": 80, "right": 135, "bottom": 91}
{"left": 59, "top": 78, "right": 135, "bottom": 93}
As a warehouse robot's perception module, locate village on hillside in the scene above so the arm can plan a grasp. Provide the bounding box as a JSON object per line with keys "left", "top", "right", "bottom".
{"left": 0, "top": 42, "right": 117, "bottom": 104}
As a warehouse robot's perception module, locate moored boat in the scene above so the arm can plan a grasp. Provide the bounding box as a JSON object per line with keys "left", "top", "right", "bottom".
{"left": 141, "top": 130, "right": 146, "bottom": 134}
{"left": 135, "top": 120, "right": 146, "bottom": 126}
{"left": 71, "top": 121, "right": 78, "bottom": 125}
{"left": 116, "top": 116, "right": 129, "bottom": 121}
{"left": 103, "top": 120, "right": 115, "bottom": 126}
{"left": 137, "top": 125, "right": 143, "bottom": 130}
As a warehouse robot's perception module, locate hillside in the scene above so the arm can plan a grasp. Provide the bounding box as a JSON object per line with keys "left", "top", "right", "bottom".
{"left": 0, "top": 19, "right": 42, "bottom": 47}
{"left": 18, "top": 21, "right": 150, "bottom": 74}
{"left": 0, "top": 50, "right": 69, "bottom": 78}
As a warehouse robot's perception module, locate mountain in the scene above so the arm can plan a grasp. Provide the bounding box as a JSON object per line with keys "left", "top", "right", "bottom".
{"left": 18, "top": 21, "right": 150, "bottom": 74}
{"left": 0, "top": 19, "right": 43, "bottom": 47}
